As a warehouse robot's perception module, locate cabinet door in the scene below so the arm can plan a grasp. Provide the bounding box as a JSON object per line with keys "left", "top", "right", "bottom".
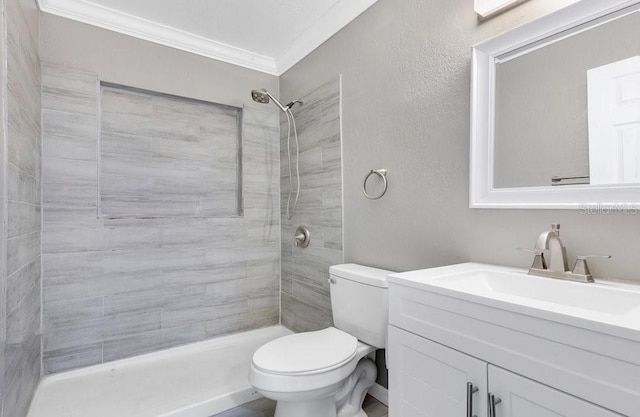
{"left": 488, "top": 366, "right": 622, "bottom": 417}
{"left": 389, "top": 326, "right": 487, "bottom": 417}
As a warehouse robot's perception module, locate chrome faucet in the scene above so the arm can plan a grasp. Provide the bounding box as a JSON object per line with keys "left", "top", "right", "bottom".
{"left": 519, "top": 224, "right": 610, "bottom": 283}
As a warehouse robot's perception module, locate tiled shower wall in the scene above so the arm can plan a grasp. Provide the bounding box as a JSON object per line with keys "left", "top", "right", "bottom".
{"left": 41, "top": 63, "right": 281, "bottom": 374}
{"left": 281, "top": 78, "right": 343, "bottom": 332}
{"left": 0, "top": 0, "right": 42, "bottom": 415}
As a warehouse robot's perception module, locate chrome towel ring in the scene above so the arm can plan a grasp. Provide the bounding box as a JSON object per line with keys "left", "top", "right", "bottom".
{"left": 363, "top": 169, "right": 388, "bottom": 200}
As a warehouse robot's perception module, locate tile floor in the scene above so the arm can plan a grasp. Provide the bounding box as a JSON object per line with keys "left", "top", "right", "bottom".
{"left": 213, "top": 394, "right": 388, "bottom": 417}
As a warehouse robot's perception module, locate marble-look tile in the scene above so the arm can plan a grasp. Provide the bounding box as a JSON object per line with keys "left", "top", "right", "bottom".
{"left": 6, "top": 279, "right": 40, "bottom": 345}
{"left": 102, "top": 248, "right": 207, "bottom": 274}
{"left": 100, "top": 131, "right": 152, "bottom": 157}
{"left": 42, "top": 108, "right": 97, "bottom": 139}
{"left": 102, "top": 324, "right": 205, "bottom": 362}
{"left": 322, "top": 188, "right": 343, "bottom": 210}
{"left": 42, "top": 251, "right": 105, "bottom": 280}
{"left": 281, "top": 78, "right": 342, "bottom": 332}
{"left": 43, "top": 342, "right": 103, "bottom": 375}
{"left": 296, "top": 121, "right": 340, "bottom": 153}
{"left": 7, "top": 163, "right": 39, "bottom": 204}
{"left": 323, "top": 227, "right": 343, "bottom": 251}
{"left": 283, "top": 246, "right": 342, "bottom": 289}
{"left": 100, "top": 86, "right": 153, "bottom": 115}
{"left": 7, "top": 111, "right": 40, "bottom": 177}
{"left": 160, "top": 264, "right": 247, "bottom": 287}
{"left": 43, "top": 182, "right": 95, "bottom": 208}
{"left": 248, "top": 259, "right": 280, "bottom": 278}
{"left": 322, "top": 141, "right": 342, "bottom": 171}
{"left": 98, "top": 84, "right": 241, "bottom": 218}
{"left": 43, "top": 133, "right": 97, "bottom": 161}
{"left": 41, "top": 65, "right": 281, "bottom": 374}
{"left": 42, "top": 156, "right": 97, "bottom": 184}
{"left": 291, "top": 280, "right": 332, "bottom": 313}
{"left": 101, "top": 311, "right": 162, "bottom": 340}
{"left": 281, "top": 293, "right": 333, "bottom": 333}
{"left": 43, "top": 310, "right": 161, "bottom": 352}
{"left": 43, "top": 270, "right": 166, "bottom": 304}
{"left": 152, "top": 134, "right": 238, "bottom": 164}
{"left": 161, "top": 299, "right": 247, "bottom": 329}
{"left": 103, "top": 284, "right": 202, "bottom": 317}
{"left": 4, "top": 334, "right": 42, "bottom": 417}
{"left": 7, "top": 201, "right": 40, "bottom": 238}
{"left": 3, "top": 1, "right": 42, "bottom": 414}
{"left": 42, "top": 206, "right": 101, "bottom": 231}
{"left": 203, "top": 303, "right": 279, "bottom": 338}
{"left": 281, "top": 274, "right": 293, "bottom": 295}
{"left": 243, "top": 106, "right": 280, "bottom": 129}
{"left": 44, "top": 297, "right": 104, "bottom": 328}
{"left": 6, "top": 258, "right": 40, "bottom": 315}
{"left": 43, "top": 226, "right": 166, "bottom": 254}
{"left": 42, "top": 228, "right": 105, "bottom": 254}
{"left": 7, "top": 231, "right": 40, "bottom": 276}
{"left": 41, "top": 63, "right": 97, "bottom": 115}
{"left": 7, "top": 42, "right": 40, "bottom": 121}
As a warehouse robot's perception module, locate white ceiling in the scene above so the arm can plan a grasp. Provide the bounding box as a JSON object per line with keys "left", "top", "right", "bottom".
{"left": 37, "top": 0, "right": 379, "bottom": 75}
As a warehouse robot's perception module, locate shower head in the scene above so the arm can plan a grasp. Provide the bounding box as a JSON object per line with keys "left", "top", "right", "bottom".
{"left": 251, "top": 88, "right": 289, "bottom": 113}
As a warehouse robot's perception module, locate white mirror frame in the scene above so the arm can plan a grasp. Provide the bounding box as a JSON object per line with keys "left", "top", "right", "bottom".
{"left": 470, "top": 0, "right": 640, "bottom": 209}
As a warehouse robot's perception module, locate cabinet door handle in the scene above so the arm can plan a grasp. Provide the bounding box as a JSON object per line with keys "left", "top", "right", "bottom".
{"left": 466, "top": 382, "right": 479, "bottom": 417}
{"left": 488, "top": 393, "right": 502, "bottom": 417}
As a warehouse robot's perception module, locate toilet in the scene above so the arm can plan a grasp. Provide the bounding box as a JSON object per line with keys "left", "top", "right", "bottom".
{"left": 249, "top": 263, "right": 392, "bottom": 417}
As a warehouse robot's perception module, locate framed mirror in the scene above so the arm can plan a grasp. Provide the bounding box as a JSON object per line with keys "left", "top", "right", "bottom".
{"left": 470, "top": 0, "right": 640, "bottom": 209}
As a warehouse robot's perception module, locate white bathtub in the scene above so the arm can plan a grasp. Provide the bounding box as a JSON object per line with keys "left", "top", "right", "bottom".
{"left": 27, "top": 325, "right": 291, "bottom": 417}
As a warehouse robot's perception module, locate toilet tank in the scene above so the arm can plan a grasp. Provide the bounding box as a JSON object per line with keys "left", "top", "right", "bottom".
{"left": 329, "top": 264, "right": 393, "bottom": 349}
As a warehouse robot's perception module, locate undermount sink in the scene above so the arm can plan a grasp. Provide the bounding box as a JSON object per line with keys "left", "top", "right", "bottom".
{"left": 388, "top": 263, "right": 640, "bottom": 339}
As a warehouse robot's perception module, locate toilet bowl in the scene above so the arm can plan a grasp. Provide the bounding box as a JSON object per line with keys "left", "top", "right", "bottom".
{"left": 249, "top": 264, "right": 393, "bottom": 417}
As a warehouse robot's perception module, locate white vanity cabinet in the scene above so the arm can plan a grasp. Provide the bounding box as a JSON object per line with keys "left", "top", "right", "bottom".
{"left": 387, "top": 264, "right": 640, "bottom": 417}
{"left": 388, "top": 326, "right": 487, "bottom": 416}
{"left": 487, "top": 366, "right": 621, "bottom": 417}
{"left": 389, "top": 327, "right": 622, "bottom": 417}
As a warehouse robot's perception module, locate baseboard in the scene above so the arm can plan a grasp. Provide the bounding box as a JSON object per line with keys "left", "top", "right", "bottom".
{"left": 368, "top": 383, "right": 388, "bottom": 406}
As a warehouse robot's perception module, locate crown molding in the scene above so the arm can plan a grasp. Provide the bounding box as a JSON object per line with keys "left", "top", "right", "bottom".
{"left": 275, "top": 0, "right": 380, "bottom": 74}
{"left": 37, "top": 0, "right": 379, "bottom": 76}
{"left": 36, "top": 0, "right": 280, "bottom": 75}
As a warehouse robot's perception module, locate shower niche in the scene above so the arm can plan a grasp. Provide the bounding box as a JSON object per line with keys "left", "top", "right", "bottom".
{"left": 98, "top": 83, "right": 243, "bottom": 219}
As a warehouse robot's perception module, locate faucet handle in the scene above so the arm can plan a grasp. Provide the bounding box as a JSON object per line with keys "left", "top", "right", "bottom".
{"left": 576, "top": 255, "right": 611, "bottom": 260}
{"left": 517, "top": 247, "right": 547, "bottom": 270}
{"left": 571, "top": 255, "right": 611, "bottom": 282}
{"left": 517, "top": 247, "right": 543, "bottom": 255}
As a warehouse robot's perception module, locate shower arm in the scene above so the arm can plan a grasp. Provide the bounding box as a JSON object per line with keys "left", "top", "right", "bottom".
{"left": 264, "top": 91, "right": 288, "bottom": 112}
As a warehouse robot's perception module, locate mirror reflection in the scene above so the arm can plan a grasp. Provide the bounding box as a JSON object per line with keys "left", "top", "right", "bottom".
{"left": 493, "top": 10, "right": 640, "bottom": 189}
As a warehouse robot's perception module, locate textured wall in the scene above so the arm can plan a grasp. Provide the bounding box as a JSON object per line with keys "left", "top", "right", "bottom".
{"left": 1, "top": 0, "right": 42, "bottom": 415}
{"left": 280, "top": 78, "right": 343, "bottom": 332}
{"left": 280, "top": 0, "right": 640, "bottom": 283}
{"left": 39, "top": 14, "right": 282, "bottom": 374}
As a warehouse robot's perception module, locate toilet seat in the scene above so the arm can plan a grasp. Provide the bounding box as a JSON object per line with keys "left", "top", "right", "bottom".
{"left": 249, "top": 330, "right": 375, "bottom": 395}
{"left": 252, "top": 327, "right": 358, "bottom": 375}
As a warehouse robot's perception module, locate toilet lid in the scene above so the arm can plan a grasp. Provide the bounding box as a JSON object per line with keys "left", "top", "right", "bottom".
{"left": 252, "top": 327, "right": 358, "bottom": 375}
